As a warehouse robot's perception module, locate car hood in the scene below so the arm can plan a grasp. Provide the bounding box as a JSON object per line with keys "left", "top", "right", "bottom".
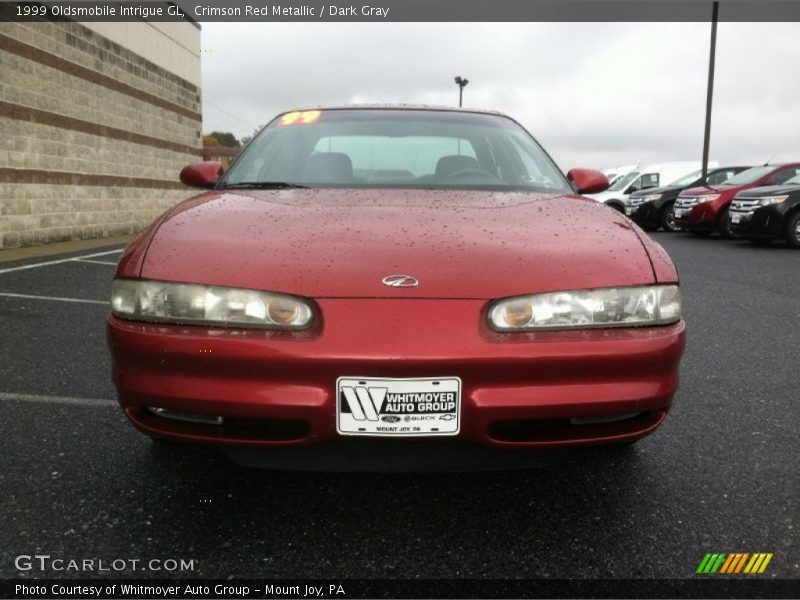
{"left": 141, "top": 188, "right": 657, "bottom": 299}
{"left": 734, "top": 184, "right": 800, "bottom": 197}
{"left": 681, "top": 184, "right": 740, "bottom": 196}
{"left": 629, "top": 184, "right": 684, "bottom": 198}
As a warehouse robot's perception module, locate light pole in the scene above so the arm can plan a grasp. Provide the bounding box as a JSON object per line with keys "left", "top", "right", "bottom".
{"left": 701, "top": 1, "right": 719, "bottom": 180}
{"left": 454, "top": 76, "right": 469, "bottom": 107}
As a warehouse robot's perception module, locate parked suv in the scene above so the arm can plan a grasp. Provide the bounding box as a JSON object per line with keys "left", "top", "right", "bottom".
{"left": 729, "top": 175, "right": 800, "bottom": 248}
{"left": 586, "top": 162, "right": 710, "bottom": 212}
{"left": 625, "top": 166, "right": 749, "bottom": 232}
{"left": 674, "top": 163, "right": 800, "bottom": 238}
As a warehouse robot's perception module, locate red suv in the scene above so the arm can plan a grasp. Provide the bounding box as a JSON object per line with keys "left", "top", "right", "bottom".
{"left": 673, "top": 163, "right": 800, "bottom": 238}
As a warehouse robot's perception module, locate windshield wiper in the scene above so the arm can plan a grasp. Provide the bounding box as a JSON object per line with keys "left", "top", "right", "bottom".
{"left": 217, "top": 181, "right": 308, "bottom": 189}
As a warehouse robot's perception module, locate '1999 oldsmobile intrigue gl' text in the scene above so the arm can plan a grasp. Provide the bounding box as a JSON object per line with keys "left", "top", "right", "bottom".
{"left": 107, "top": 106, "right": 685, "bottom": 469}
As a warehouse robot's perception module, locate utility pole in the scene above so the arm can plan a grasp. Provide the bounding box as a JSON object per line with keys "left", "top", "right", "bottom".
{"left": 702, "top": 1, "right": 719, "bottom": 179}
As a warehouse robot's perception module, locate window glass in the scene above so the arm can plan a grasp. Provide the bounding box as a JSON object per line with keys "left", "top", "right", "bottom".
{"left": 313, "top": 136, "right": 477, "bottom": 182}
{"left": 638, "top": 173, "right": 659, "bottom": 189}
{"left": 223, "top": 109, "right": 570, "bottom": 192}
{"left": 772, "top": 167, "right": 800, "bottom": 185}
{"left": 609, "top": 171, "right": 639, "bottom": 192}
{"left": 670, "top": 169, "right": 702, "bottom": 186}
{"left": 706, "top": 170, "right": 738, "bottom": 185}
{"left": 722, "top": 166, "right": 777, "bottom": 185}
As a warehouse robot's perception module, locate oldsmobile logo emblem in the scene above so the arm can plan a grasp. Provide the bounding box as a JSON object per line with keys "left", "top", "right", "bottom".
{"left": 381, "top": 274, "right": 419, "bottom": 287}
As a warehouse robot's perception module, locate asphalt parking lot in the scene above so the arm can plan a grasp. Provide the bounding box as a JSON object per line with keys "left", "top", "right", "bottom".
{"left": 0, "top": 233, "right": 798, "bottom": 581}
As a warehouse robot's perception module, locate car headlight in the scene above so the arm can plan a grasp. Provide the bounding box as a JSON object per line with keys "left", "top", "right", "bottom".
{"left": 488, "top": 285, "right": 682, "bottom": 331}
{"left": 637, "top": 193, "right": 662, "bottom": 203}
{"left": 759, "top": 195, "right": 788, "bottom": 206}
{"left": 111, "top": 279, "right": 315, "bottom": 329}
{"left": 696, "top": 194, "right": 720, "bottom": 204}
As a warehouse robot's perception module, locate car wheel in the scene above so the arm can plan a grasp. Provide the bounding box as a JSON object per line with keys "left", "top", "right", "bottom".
{"left": 717, "top": 207, "right": 736, "bottom": 239}
{"left": 748, "top": 238, "right": 772, "bottom": 247}
{"left": 659, "top": 202, "right": 680, "bottom": 232}
{"left": 784, "top": 211, "right": 800, "bottom": 249}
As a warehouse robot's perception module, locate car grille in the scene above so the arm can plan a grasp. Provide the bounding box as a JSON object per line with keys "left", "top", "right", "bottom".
{"left": 675, "top": 197, "right": 700, "bottom": 209}
{"left": 730, "top": 198, "right": 761, "bottom": 214}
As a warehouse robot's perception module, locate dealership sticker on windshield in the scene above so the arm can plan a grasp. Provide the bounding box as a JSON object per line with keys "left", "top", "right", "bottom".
{"left": 337, "top": 376, "right": 461, "bottom": 436}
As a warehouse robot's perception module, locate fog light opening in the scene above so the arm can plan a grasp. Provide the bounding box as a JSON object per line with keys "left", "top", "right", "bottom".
{"left": 148, "top": 406, "right": 224, "bottom": 426}
{"left": 570, "top": 412, "right": 641, "bottom": 426}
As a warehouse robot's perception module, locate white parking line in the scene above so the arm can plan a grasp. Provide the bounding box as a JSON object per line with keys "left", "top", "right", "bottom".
{"left": 0, "top": 248, "right": 123, "bottom": 275}
{"left": 0, "top": 292, "right": 108, "bottom": 305}
{"left": 0, "top": 391, "right": 116, "bottom": 407}
{"left": 73, "top": 258, "right": 119, "bottom": 266}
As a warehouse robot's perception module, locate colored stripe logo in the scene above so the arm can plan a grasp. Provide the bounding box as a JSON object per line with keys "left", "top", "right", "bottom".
{"left": 697, "top": 552, "right": 773, "bottom": 574}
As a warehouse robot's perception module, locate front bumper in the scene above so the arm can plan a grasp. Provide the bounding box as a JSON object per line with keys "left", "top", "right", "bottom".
{"left": 626, "top": 201, "right": 659, "bottom": 227}
{"left": 729, "top": 206, "right": 785, "bottom": 238}
{"left": 108, "top": 299, "right": 686, "bottom": 450}
{"left": 676, "top": 202, "right": 720, "bottom": 231}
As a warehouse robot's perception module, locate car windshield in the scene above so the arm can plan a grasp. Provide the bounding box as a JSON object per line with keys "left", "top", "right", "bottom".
{"left": 221, "top": 109, "right": 571, "bottom": 192}
{"left": 720, "top": 165, "right": 776, "bottom": 185}
{"left": 608, "top": 170, "right": 639, "bottom": 192}
{"left": 669, "top": 169, "right": 702, "bottom": 186}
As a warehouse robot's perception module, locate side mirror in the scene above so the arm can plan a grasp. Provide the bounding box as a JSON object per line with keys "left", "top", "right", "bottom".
{"left": 180, "top": 161, "right": 224, "bottom": 189}
{"left": 626, "top": 185, "right": 640, "bottom": 194}
{"left": 567, "top": 168, "right": 609, "bottom": 194}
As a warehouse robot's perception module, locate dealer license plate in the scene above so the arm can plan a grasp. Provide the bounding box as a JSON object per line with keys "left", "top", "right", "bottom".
{"left": 731, "top": 213, "right": 741, "bottom": 223}
{"left": 336, "top": 376, "right": 461, "bottom": 436}
{"left": 674, "top": 209, "right": 685, "bottom": 218}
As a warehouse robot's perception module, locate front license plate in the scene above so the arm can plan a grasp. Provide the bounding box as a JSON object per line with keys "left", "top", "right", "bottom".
{"left": 731, "top": 213, "right": 741, "bottom": 223}
{"left": 336, "top": 376, "right": 461, "bottom": 436}
{"left": 674, "top": 209, "right": 685, "bottom": 218}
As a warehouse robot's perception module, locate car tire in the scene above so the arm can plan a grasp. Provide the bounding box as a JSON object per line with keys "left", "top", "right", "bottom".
{"left": 717, "top": 207, "right": 736, "bottom": 239}
{"left": 783, "top": 211, "right": 800, "bottom": 249}
{"left": 659, "top": 202, "right": 680, "bottom": 232}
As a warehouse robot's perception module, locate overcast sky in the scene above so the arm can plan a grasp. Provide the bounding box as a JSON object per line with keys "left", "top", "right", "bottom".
{"left": 201, "top": 22, "right": 799, "bottom": 170}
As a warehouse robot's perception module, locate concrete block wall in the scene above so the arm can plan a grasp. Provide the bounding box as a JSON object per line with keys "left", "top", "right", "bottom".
{"left": 0, "top": 21, "right": 202, "bottom": 249}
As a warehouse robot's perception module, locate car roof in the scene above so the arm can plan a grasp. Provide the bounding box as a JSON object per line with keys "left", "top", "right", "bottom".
{"left": 278, "top": 103, "right": 509, "bottom": 118}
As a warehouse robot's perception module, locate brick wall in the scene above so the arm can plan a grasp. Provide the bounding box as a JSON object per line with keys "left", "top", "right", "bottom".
{"left": 0, "top": 21, "right": 201, "bottom": 249}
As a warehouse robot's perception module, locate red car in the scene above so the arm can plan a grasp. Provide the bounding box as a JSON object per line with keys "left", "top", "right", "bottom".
{"left": 673, "top": 163, "right": 800, "bottom": 238}
{"left": 107, "top": 106, "right": 685, "bottom": 468}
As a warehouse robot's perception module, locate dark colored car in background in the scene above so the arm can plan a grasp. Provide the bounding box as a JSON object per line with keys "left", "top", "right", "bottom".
{"left": 673, "top": 163, "right": 800, "bottom": 238}
{"left": 729, "top": 175, "right": 800, "bottom": 248}
{"left": 625, "top": 166, "right": 749, "bottom": 232}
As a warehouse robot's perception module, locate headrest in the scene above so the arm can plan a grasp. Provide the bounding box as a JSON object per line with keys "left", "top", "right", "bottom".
{"left": 303, "top": 152, "right": 354, "bottom": 184}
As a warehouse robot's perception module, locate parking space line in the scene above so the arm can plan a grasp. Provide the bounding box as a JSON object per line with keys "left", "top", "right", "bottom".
{"left": 73, "top": 258, "right": 119, "bottom": 266}
{"left": 0, "top": 391, "right": 116, "bottom": 407}
{"left": 0, "top": 248, "right": 123, "bottom": 274}
{"left": 0, "top": 292, "right": 108, "bottom": 305}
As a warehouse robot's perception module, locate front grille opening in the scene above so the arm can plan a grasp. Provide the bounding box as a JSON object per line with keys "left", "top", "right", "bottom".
{"left": 143, "top": 407, "right": 310, "bottom": 442}
{"left": 488, "top": 411, "right": 659, "bottom": 443}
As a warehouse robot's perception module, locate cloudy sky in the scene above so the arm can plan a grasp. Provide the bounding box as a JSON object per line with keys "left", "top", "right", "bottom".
{"left": 201, "top": 21, "right": 799, "bottom": 170}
